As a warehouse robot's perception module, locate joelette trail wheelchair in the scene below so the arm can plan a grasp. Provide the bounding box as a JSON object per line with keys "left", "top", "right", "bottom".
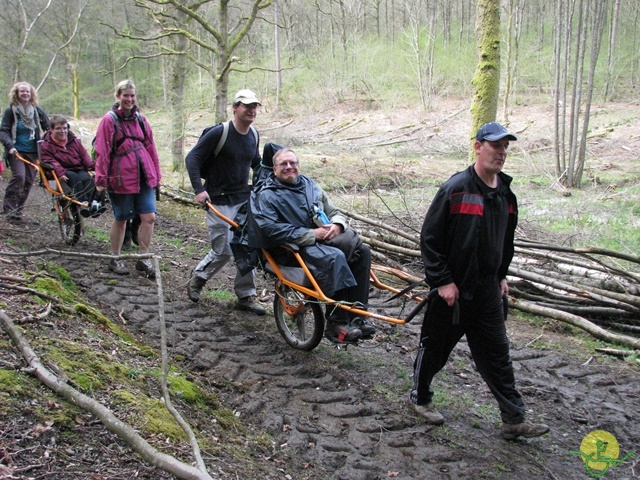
{"left": 208, "top": 202, "right": 434, "bottom": 351}
{"left": 15, "top": 152, "right": 90, "bottom": 245}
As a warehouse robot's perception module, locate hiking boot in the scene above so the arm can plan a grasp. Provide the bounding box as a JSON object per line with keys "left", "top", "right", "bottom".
{"left": 109, "top": 259, "right": 129, "bottom": 275}
{"left": 187, "top": 274, "right": 207, "bottom": 303}
{"left": 502, "top": 421, "right": 550, "bottom": 440}
{"left": 412, "top": 401, "right": 445, "bottom": 425}
{"left": 234, "top": 296, "right": 266, "bottom": 316}
{"left": 80, "top": 206, "right": 91, "bottom": 218}
{"left": 324, "top": 321, "right": 362, "bottom": 343}
{"left": 350, "top": 317, "right": 376, "bottom": 339}
{"left": 136, "top": 259, "right": 156, "bottom": 279}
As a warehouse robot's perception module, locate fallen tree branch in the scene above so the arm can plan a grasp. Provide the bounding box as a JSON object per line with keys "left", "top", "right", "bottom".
{"left": 514, "top": 247, "right": 640, "bottom": 287}
{"left": 160, "top": 186, "right": 200, "bottom": 206}
{"left": 326, "top": 117, "right": 364, "bottom": 135}
{"left": 0, "top": 309, "right": 214, "bottom": 480}
{"left": 509, "top": 299, "right": 640, "bottom": 350}
{"left": 360, "top": 234, "right": 421, "bottom": 258}
{"left": 260, "top": 119, "right": 293, "bottom": 132}
{"left": 0, "top": 282, "right": 60, "bottom": 302}
{"left": 153, "top": 258, "right": 209, "bottom": 474}
{"left": 0, "top": 249, "right": 153, "bottom": 260}
{"left": 371, "top": 265, "right": 423, "bottom": 284}
{"left": 17, "top": 303, "right": 53, "bottom": 324}
{"left": 342, "top": 209, "right": 419, "bottom": 244}
{"left": 515, "top": 240, "right": 640, "bottom": 265}
{"left": 372, "top": 136, "right": 420, "bottom": 147}
{"left": 509, "top": 266, "right": 639, "bottom": 313}
{"left": 594, "top": 347, "right": 639, "bottom": 359}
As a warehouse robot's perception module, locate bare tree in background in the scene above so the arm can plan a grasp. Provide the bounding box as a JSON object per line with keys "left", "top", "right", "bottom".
{"left": 553, "top": 0, "right": 609, "bottom": 188}
{"left": 133, "top": 0, "right": 272, "bottom": 123}
{"left": 404, "top": 2, "right": 439, "bottom": 110}
{"left": 603, "top": 0, "right": 621, "bottom": 101}
{"left": 501, "top": 0, "right": 524, "bottom": 122}
{"left": 274, "top": 0, "right": 282, "bottom": 108}
{"left": 0, "top": 0, "right": 85, "bottom": 94}
{"left": 42, "top": 0, "right": 90, "bottom": 119}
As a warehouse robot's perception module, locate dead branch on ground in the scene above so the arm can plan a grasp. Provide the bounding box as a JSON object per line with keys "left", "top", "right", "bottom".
{"left": 0, "top": 309, "right": 214, "bottom": 480}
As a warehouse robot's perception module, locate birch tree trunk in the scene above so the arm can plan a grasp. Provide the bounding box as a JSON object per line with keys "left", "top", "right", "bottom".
{"left": 274, "top": 0, "right": 282, "bottom": 109}
{"left": 575, "top": 0, "right": 609, "bottom": 186}
{"left": 604, "top": 0, "right": 620, "bottom": 101}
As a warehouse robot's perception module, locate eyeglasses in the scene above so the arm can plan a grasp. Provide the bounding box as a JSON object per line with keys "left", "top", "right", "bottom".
{"left": 275, "top": 160, "right": 299, "bottom": 168}
{"left": 53, "top": 126, "right": 69, "bottom": 132}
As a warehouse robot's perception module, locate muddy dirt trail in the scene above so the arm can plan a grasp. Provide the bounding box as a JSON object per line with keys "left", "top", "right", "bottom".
{"left": 2, "top": 184, "right": 639, "bottom": 480}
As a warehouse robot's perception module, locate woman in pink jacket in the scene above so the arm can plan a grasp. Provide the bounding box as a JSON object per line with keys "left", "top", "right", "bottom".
{"left": 94, "top": 79, "right": 161, "bottom": 278}
{"left": 39, "top": 115, "right": 106, "bottom": 218}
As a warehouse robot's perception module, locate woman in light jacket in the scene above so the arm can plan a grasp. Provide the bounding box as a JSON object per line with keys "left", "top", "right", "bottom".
{"left": 0, "top": 82, "right": 50, "bottom": 222}
{"left": 94, "top": 79, "right": 161, "bottom": 278}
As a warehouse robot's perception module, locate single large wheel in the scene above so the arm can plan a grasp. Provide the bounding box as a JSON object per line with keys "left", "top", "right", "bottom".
{"left": 57, "top": 199, "right": 83, "bottom": 245}
{"left": 273, "top": 282, "right": 324, "bottom": 351}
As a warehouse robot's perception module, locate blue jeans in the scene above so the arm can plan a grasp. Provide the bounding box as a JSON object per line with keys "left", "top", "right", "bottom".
{"left": 108, "top": 184, "right": 156, "bottom": 221}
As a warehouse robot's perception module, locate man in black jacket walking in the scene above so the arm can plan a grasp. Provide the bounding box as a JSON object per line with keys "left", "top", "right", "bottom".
{"left": 185, "top": 89, "right": 265, "bottom": 315}
{"left": 410, "top": 122, "right": 550, "bottom": 440}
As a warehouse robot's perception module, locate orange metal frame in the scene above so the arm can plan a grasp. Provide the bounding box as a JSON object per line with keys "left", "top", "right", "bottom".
{"left": 207, "top": 202, "right": 426, "bottom": 325}
{"left": 15, "top": 152, "right": 88, "bottom": 208}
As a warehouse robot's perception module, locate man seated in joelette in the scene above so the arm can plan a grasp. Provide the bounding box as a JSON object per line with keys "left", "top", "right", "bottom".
{"left": 249, "top": 148, "right": 376, "bottom": 343}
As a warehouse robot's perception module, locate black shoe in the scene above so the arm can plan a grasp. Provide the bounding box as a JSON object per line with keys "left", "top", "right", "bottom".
{"left": 350, "top": 317, "right": 376, "bottom": 339}
{"left": 234, "top": 296, "right": 266, "bottom": 315}
{"left": 324, "top": 321, "right": 362, "bottom": 343}
{"left": 80, "top": 206, "right": 91, "bottom": 218}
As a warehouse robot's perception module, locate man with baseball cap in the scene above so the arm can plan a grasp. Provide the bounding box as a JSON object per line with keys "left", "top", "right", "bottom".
{"left": 410, "top": 122, "right": 550, "bottom": 440}
{"left": 234, "top": 89, "right": 261, "bottom": 105}
{"left": 475, "top": 121, "right": 518, "bottom": 142}
{"left": 185, "top": 89, "right": 266, "bottom": 315}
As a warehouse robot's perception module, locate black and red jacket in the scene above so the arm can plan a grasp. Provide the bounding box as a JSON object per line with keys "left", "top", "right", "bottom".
{"left": 420, "top": 165, "right": 518, "bottom": 300}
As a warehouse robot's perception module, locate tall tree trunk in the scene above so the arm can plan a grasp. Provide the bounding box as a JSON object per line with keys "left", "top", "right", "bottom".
{"left": 169, "top": 55, "right": 187, "bottom": 174}
{"left": 274, "top": 0, "right": 281, "bottom": 109}
{"left": 575, "top": 0, "right": 609, "bottom": 186}
{"left": 502, "top": 0, "right": 516, "bottom": 122}
{"left": 603, "top": 0, "right": 620, "bottom": 101}
{"left": 72, "top": 67, "right": 79, "bottom": 120}
{"left": 567, "top": 0, "right": 587, "bottom": 187}
{"left": 470, "top": 0, "right": 501, "bottom": 145}
{"left": 553, "top": 0, "right": 566, "bottom": 179}
{"left": 215, "top": 1, "right": 231, "bottom": 123}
